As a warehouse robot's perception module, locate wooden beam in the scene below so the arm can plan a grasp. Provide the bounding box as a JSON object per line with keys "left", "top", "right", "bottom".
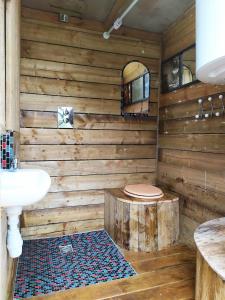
{"left": 0, "top": 0, "right": 5, "bottom": 132}
{"left": 104, "top": 0, "right": 128, "bottom": 30}
{"left": 5, "top": 0, "right": 21, "bottom": 131}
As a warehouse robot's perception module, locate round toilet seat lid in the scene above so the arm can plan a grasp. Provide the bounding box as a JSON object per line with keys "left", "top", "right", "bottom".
{"left": 124, "top": 184, "right": 163, "bottom": 199}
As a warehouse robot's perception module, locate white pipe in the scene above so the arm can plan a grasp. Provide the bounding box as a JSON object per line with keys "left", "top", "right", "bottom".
{"left": 103, "top": 0, "right": 139, "bottom": 39}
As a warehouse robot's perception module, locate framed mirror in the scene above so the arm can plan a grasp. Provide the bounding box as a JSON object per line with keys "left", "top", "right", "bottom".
{"left": 121, "top": 61, "right": 151, "bottom": 117}
{"left": 161, "top": 45, "right": 197, "bottom": 93}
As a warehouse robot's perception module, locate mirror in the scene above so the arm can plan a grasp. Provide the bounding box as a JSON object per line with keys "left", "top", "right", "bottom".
{"left": 182, "top": 47, "right": 196, "bottom": 85}
{"left": 162, "top": 56, "right": 179, "bottom": 92}
{"left": 162, "top": 45, "right": 197, "bottom": 93}
{"left": 122, "top": 61, "right": 151, "bottom": 117}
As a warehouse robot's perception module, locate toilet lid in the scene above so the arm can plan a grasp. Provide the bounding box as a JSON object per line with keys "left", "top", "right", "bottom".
{"left": 124, "top": 184, "right": 163, "bottom": 199}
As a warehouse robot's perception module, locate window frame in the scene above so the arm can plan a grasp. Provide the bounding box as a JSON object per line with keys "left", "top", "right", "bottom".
{"left": 161, "top": 44, "right": 199, "bottom": 93}
{"left": 121, "top": 61, "right": 151, "bottom": 118}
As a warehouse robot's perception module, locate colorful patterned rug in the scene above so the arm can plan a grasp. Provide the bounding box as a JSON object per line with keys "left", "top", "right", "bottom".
{"left": 14, "top": 230, "right": 136, "bottom": 299}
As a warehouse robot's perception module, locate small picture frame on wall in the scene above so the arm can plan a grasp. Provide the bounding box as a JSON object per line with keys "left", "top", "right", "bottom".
{"left": 58, "top": 107, "right": 74, "bottom": 128}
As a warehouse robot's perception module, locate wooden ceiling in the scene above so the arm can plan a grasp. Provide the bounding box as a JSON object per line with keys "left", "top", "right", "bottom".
{"left": 22, "top": 0, "right": 194, "bottom": 33}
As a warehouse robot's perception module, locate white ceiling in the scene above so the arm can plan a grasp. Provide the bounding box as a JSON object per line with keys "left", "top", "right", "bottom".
{"left": 22, "top": 0, "right": 194, "bottom": 33}
{"left": 124, "top": 0, "right": 194, "bottom": 32}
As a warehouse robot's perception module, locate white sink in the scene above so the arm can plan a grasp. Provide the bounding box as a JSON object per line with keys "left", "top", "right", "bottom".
{"left": 0, "top": 169, "right": 51, "bottom": 258}
{"left": 0, "top": 169, "right": 51, "bottom": 207}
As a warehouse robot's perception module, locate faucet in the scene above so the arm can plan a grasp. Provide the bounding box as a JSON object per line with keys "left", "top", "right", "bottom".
{"left": 9, "top": 158, "right": 18, "bottom": 171}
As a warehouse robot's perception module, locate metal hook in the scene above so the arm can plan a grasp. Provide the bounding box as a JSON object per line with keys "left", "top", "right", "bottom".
{"left": 219, "top": 94, "right": 224, "bottom": 114}
{"left": 207, "top": 96, "right": 214, "bottom": 117}
{"left": 195, "top": 98, "right": 204, "bottom": 119}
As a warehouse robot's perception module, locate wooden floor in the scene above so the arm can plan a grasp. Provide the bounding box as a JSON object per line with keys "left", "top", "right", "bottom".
{"left": 28, "top": 244, "right": 196, "bottom": 300}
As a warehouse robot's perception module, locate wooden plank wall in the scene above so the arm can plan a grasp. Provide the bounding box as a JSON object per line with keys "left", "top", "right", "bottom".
{"left": 158, "top": 4, "right": 225, "bottom": 248}
{"left": 20, "top": 7, "right": 161, "bottom": 239}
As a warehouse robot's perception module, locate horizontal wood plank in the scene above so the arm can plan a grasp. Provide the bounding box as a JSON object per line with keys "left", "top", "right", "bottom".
{"left": 24, "top": 190, "right": 104, "bottom": 211}
{"left": 110, "top": 279, "right": 195, "bottom": 300}
{"left": 124, "top": 244, "right": 195, "bottom": 263}
{"left": 20, "top": 128, "right": 156, "bottom": 145}
{"left": 159, "top": 134, "right": 225, "bottom": 153}
{"left": 160, "top": 98, "right": 224, "bottom": 120}
{"left": 133, "top": 252, "right": 195, "bottom": 273}
{"left": 22, "top": 204, "right": 104, "bottom": 227}
{"left": 21, "top": 112, "right": 158, "bottom": 130}
{"left": 20, "top": 144, "right": 156, "bottom": 161}
{"left": 158, "top": 179, "right": 225, "bottom": 217}
{"left": 160, "top": 83, "right": 225, "bottom": 107}
{"left": 158, "top": 162, "right": 225, "bottom": 195}
{"left": 21, "top": 40, "right": 160, "bottom": 73}
{"left": 21, "top": 219, "right": 104, "bottom": 239}
{"left": 20, "top": 93, "right": 158, "bottom": 116}
{"left": 160, "top": 116, "right": 225, "bottom": 134}
{"left": 159, "top": 149, "right": 225, "bottom": 174}
{"left": 21, "top": 21, "right": 161, "bottom": 59}
{"left": 20, "top": 58, "right": 160, "bottom": 90}
{"left": 21, "top": 58, "right": 121, "bottom": 85}
{"left": 20, "top": 76, "right": 120, "bottom": 100}
{"left": 182, "top": 198, "right": 221, "bottom": 225}
{"left": 21, "top": 159, "right": 156, "bottom": 176}
{"left": 50, "top": 172, "right": 156, "bottom": 192}
{"left": 20, "top": 93, "right": 120, "bottom": 115}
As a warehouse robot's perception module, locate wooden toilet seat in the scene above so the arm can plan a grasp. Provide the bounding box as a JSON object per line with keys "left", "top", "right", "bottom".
{"left": 123, "top": 184, "right": 164, "bottom": 199}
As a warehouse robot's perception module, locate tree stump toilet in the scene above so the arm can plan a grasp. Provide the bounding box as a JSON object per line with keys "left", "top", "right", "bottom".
{"left": 104, "top": 184, "right": 179, "bottom": 252}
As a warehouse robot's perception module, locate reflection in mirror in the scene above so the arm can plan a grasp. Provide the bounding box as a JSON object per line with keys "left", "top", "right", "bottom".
{"left": 182, "top": 47, "right": 196, "bottom": 85}
{"left": 122, "top": 61, "right": 151, "bottom": 117}
{"left": 161, "top": 45, "right": 197, "bottom": 93}
{"left": 162, "top": 56, "right": 179, "bottom": 92}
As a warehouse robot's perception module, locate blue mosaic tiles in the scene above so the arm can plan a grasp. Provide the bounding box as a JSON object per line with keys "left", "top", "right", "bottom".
{"left": 0, "top": 131, "right": 14, "bottom": 169}
{"left": 14, "top": 230, "right": 136, "bottom": 299}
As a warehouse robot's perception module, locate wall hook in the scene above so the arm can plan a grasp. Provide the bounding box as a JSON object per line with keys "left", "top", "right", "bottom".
{"left": 195, "top": 98, "right": 204, "bottom": 119}
{"left": 219, "top": 94, "right": 224, "bottom": 115}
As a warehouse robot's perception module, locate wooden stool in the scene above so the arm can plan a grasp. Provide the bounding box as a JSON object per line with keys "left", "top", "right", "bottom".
{"left": 104, "top": 188, "right": 179, "bottom": 252}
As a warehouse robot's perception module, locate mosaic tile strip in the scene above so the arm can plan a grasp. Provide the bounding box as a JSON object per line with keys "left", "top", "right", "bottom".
{"left": 14, "top": 230, "right": 136, "bottom": 299}
{"left": 0, "top": 131, "right": 14, "bottom": 169}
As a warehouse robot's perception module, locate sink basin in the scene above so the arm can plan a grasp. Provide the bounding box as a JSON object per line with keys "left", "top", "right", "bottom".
{"left": 0, "top": 169, "right": 51, "bottom": 258}
{"left": 0, "top": 169, "right": 51, "bottom": 207}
